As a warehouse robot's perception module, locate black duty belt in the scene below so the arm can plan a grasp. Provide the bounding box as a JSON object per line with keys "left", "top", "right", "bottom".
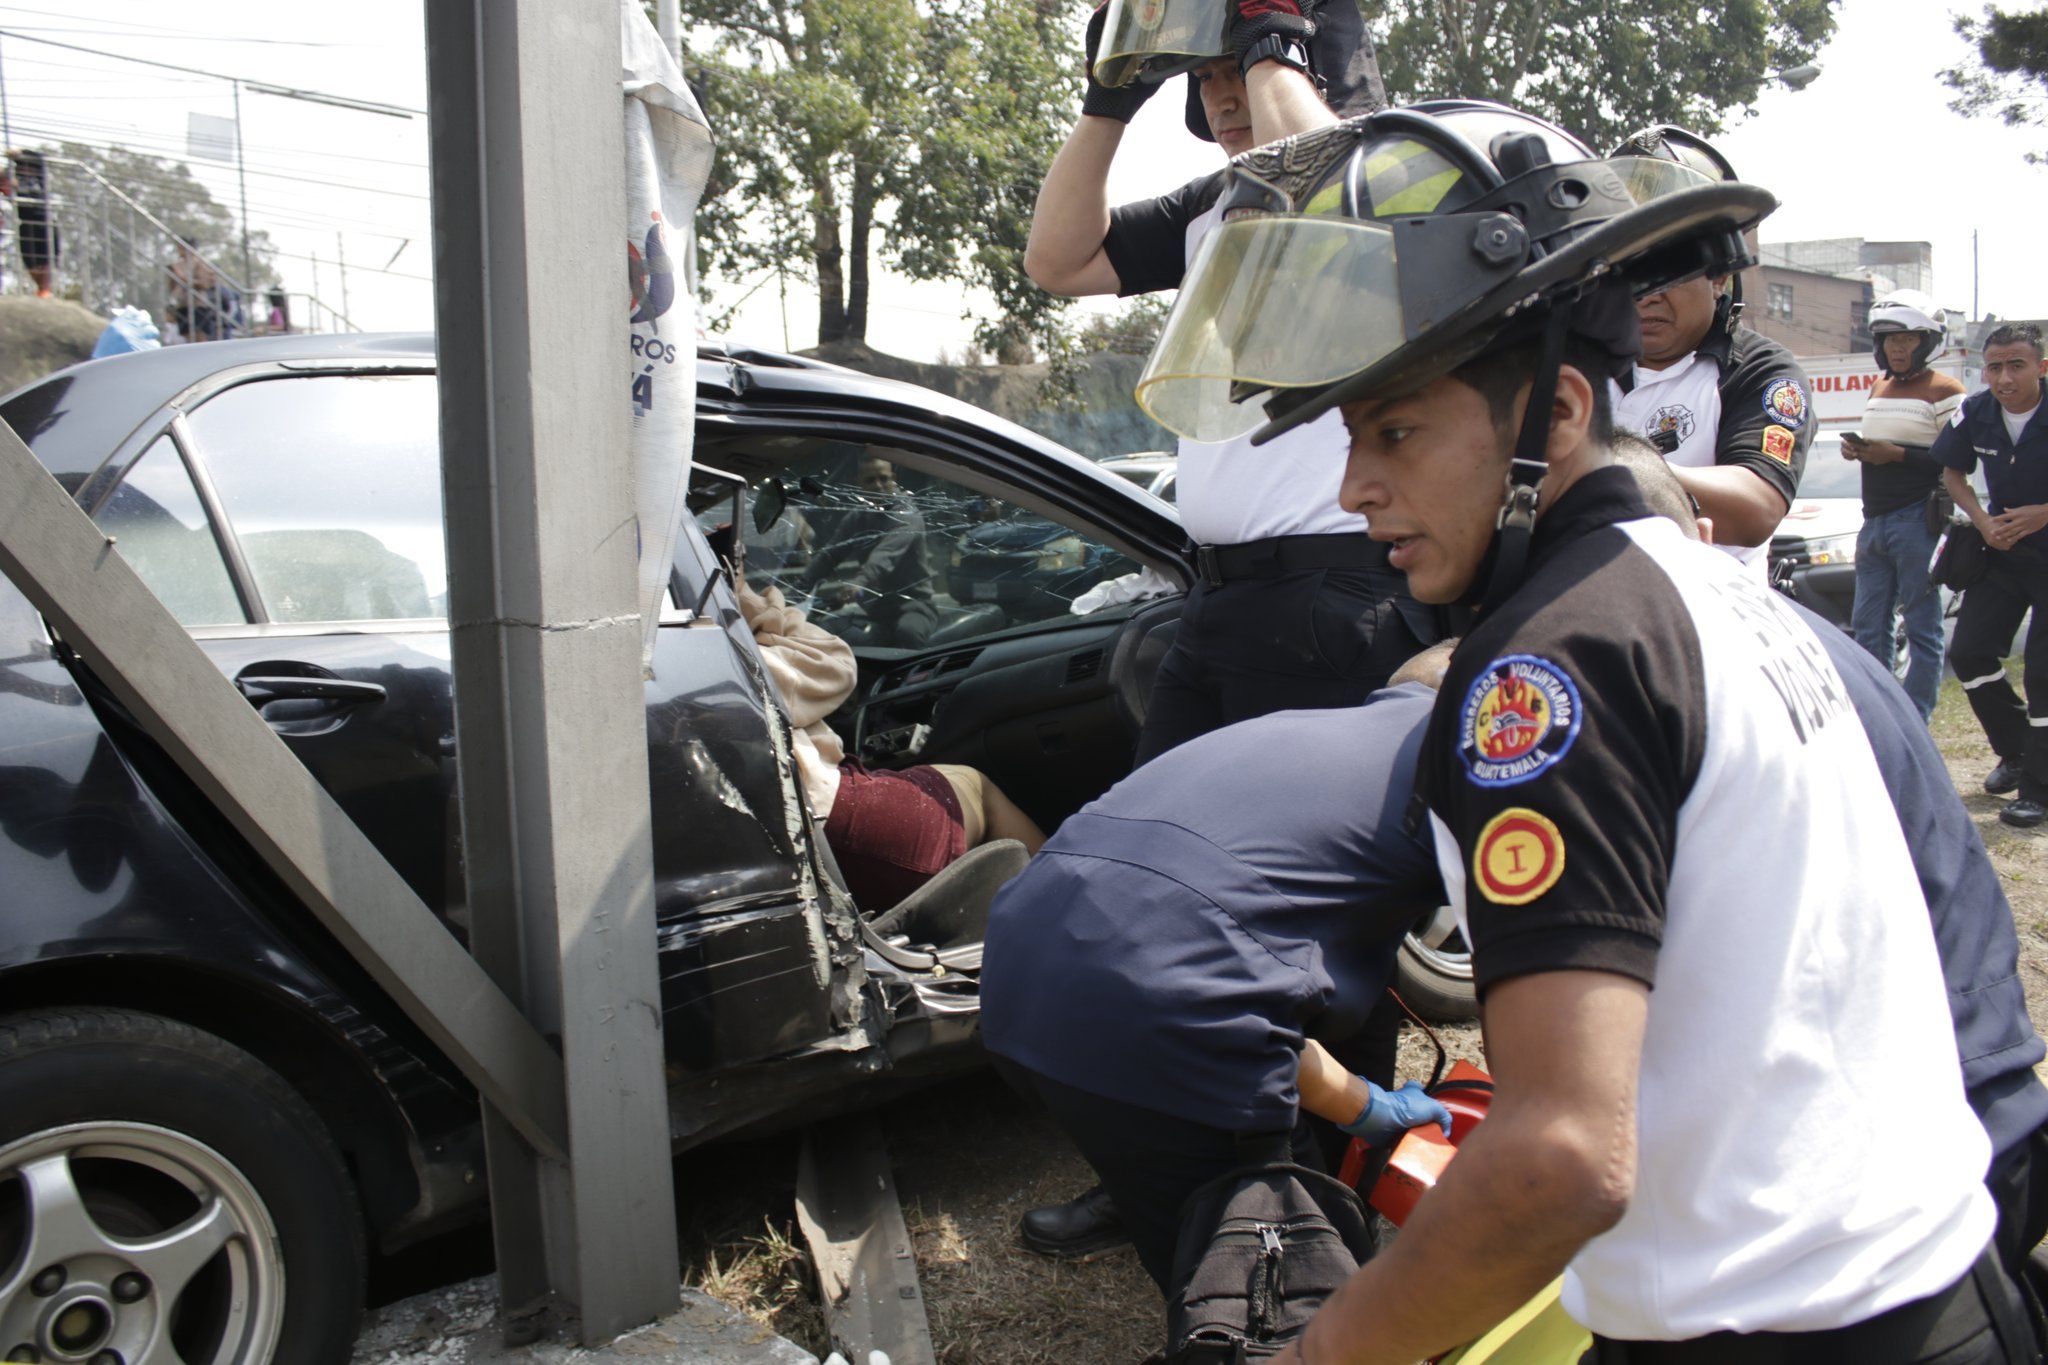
{"left": 1192, "top": 533, "right": 1390, "bottom": 588}
{"left": 1589, "top": 1245, "right": 2029, "bottom": 1365}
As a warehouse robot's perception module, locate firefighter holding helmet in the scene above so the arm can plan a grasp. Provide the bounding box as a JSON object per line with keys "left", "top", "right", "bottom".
{"left": 1017, "top": 0, "right": 1437, "bottom": 1264}
{"left": 1134, "top": 104, "right": 2033, "bottom": 1363}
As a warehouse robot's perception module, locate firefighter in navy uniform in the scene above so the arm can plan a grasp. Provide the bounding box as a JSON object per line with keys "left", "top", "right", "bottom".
{"left": 1606, "top": 127, "right": 1813, "bottom": 579}
{"left": 1133, "top": 106, "right": 2035, "bottom": 1363}
{"left": 1941, "top": 321, "right": 2048, "bottom": 830}
{"left": 1017, "top": 0, "right": 1429, "bottom": 1261}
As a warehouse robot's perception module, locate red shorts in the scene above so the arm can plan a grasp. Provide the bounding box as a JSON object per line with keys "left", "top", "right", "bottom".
{"left": 824, "top": 762, "right": 968, "bottom": 912}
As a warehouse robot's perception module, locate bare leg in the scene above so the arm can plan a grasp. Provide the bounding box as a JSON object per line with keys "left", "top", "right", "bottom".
{"left": 28, "top": 266, "right": 50, "bottom": 296}
{"left": 931, "top": 764, "right": 1046, "bottom": 853}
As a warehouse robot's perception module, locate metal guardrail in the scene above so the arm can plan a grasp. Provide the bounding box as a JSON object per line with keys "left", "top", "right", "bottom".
{"left": 0, "top": 155, "right": 358, "bottom": 336}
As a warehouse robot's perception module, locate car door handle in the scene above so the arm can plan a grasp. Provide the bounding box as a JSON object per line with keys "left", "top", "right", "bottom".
{"left": 235, "top": 675, "right": 387, "bottom": 708}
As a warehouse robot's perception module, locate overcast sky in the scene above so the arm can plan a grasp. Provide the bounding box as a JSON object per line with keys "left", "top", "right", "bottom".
{"left": 5, "top": 0, "right": 2044, "bottom": 358}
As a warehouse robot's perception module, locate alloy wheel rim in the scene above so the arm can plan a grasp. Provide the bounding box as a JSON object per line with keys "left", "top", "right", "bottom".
{"left": 0, "top": 1123, "right": 285, "bottom": 1365}
{"left": 1405, "top": 905, "right": 1473, "bottom": 981}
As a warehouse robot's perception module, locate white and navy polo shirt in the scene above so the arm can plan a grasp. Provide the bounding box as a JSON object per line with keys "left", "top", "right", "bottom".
{"left": 1420, "top": 466, "right": 1991, "bottom": 1341}
{"left": 1103, "top": 174, "right": 1365, "bottom": 547}
{"left": 1613, "top": 325, "right": 1813, "bottom": 576}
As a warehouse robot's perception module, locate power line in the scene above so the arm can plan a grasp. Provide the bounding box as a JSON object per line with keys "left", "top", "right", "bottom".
{"left": 9, "top": 118, "right": 430, "bottom": 199}
{"left": 0, "top": 4, "right": 385, "bottom": 46}
{"left": 0, "top": 30, "right": 423, "bottom": 117}
{"left": 11, "top": 108, "right": 430, "bottom": 173}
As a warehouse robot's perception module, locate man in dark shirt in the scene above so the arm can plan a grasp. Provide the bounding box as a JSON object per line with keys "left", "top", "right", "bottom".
{"left": 808, "top": 456, "right": 938, "bottom": 648}
{"left": 1941, "top": 322, "right": 2048, "bottom": 828}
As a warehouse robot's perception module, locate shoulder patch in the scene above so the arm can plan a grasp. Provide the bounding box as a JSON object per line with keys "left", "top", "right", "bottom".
{"left": 1473, "top": 808, "right": 1566, "bottom": 906}
{"left": 1762, "top": 378, "right": 1810, "bottom": 431}
{"left": 1763, "top": 425, "right": 1796, "bottom": 464}
{"left": 1457, "top": 655, "right": 1582, "bottom": 788}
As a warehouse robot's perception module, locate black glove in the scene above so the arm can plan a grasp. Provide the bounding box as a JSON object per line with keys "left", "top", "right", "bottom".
{"left": 1230, "top": 0, "right": 1322, "bottom": 75}
{"left": 1081, "top": 2, "right": 1160, "bottom": 124}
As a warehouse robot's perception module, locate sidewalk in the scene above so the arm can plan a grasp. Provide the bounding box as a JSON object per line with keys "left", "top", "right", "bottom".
{"left": 352, "top": 1276, "right": 818, "bottom": 1364}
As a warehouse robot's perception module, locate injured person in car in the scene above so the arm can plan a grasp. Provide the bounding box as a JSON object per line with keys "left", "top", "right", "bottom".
{"left": 734, "top": 566, "right": 1045, "bottom": 911}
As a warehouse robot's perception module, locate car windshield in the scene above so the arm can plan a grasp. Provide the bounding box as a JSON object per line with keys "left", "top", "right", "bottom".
{"left": 1794, "top": 436, "right": 1860, "bottom": 500}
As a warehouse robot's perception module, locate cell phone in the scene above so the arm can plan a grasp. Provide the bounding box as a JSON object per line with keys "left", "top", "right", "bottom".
{"left": 1841, "top": 432, "right": 1866, "bottom": 445}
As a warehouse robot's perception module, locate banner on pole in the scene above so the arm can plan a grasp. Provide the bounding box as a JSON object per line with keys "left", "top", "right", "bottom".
{"left": 621, "top": 0, "right": 714, "bottom": 676}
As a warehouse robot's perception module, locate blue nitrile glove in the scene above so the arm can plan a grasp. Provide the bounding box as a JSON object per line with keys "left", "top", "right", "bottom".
{"left": 1337, "top": 1079, "right": 1453, "bottom": 1147}
{"left": 1081, "top": 2, "right": 1162, "bottom": 123}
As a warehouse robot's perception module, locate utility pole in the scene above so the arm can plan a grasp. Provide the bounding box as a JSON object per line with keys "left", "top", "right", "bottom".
{"left": 0, "top": 32, "right": 12, "bottom": 149}
{"left": 1973, "top": 229, "right": 1981, "bottom": 324}
{"left": 231, "top": 79, "right": 254, "bottom": 293}
{"left": 424, "top": 0, "right": 679, "bottom": 1345}
{"left": 336, "top": 230, "right": 351, "bottom": 328}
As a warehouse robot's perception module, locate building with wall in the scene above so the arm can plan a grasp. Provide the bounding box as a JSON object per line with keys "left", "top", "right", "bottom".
{"left": 1735, "top": 239, "right": 1941, "bottom": 357}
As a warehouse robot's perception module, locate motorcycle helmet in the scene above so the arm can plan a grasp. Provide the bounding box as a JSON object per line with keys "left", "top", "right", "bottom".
{"left": 1095, "top": 0, "right": 1388, "bottom": 144}
{"left": 1134, "top": 100, "right": 1774, "bottom": 602}
{"left": 1868, "top": 288, "right": 1947, "bottom": 375}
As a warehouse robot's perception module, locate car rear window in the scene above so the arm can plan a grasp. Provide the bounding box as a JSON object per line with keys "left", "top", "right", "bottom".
{"left": 185, "top": 374, "right": 447, "bottom": 623}
{"left": 95, "top": 434, "right": 245, "bottom": 627}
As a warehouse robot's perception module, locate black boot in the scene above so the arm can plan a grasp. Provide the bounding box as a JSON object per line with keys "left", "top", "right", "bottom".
{"left": 1019, "top": 1184, "right": 1131, "bottom": 1259}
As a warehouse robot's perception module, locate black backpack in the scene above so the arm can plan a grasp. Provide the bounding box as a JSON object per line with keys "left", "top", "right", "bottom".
{"left": 1165, "top": 1154, "right": 1376, "bottom": 1365}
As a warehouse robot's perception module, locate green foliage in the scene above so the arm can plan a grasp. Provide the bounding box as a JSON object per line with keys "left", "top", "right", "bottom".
{"left": 1075, "top": 294, "right": 1172, "bottom": 355}
{"left": 1363, "top": 0, "right": 1838, "bottom": 152}
{"left": 42, "top": 140, "right": 280, "bottom": 287}
{"left": 1944, "top": 5, "right": 2048, "bottom": 164}
{"left": 680, "top": 0, "right": 1076, "bottom": 355}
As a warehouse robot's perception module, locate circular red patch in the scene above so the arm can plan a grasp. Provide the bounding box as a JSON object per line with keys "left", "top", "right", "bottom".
{"left": 1473, "top": 808, "right": 1565, "bottom": 906}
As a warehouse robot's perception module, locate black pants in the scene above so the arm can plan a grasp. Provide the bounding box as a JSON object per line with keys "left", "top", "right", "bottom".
{"left": 1586, "top": 1246, "right": 2035, "bottom": 1364}
{"left": 1133, "top": 563, "right": 1434, "bottom": 766}
{"left": 994, "top": 1058, "right": 1327, "bottom": 1295}
{"left": 1951, "top": 553, "right": 2048, "bottom": 803}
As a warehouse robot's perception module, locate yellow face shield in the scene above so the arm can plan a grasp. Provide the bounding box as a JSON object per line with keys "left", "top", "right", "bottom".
{"left": 1136, "top": 138, "right": 1723, "bottom": 443}
{"left": 1093, "top": 0, "right": 1231, "bottom": 88}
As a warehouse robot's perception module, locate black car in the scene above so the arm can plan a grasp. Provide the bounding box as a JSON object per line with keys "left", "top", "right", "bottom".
{"left": 0, "top": 334, "right": 1196, "bottom": 1364}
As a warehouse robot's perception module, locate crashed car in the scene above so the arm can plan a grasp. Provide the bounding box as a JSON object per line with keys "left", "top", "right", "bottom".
{"left": 0, "top": 333, "right": 1197, "bottom": 1364}
{"left": 0, "top": 332, "right": 1484, "bottom": 1364}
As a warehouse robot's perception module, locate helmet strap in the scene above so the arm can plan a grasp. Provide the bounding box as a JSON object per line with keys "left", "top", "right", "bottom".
{"left": 1480, "top": 304, "right": 1572, "bottom": 615}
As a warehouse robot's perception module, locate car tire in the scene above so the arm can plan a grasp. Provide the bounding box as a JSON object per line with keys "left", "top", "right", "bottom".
{"left": 0, "top": 1007, "right": 364, "bottom": 1365}
{"left": 1396, "top": 907, "right": 1479, "bottom": 1022}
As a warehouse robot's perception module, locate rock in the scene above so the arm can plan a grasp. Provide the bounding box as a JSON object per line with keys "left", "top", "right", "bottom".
{"left": 0, "top": 295, "right": 105, "bottom": 395}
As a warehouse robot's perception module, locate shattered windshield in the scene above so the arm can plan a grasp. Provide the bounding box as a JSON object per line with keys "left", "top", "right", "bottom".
{"left": 693, "top": 437, "right": 1139, "bottom": 650}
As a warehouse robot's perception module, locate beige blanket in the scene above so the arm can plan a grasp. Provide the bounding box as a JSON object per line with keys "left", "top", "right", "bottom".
{"left": 736, "top": 580, "right": 854, "bottom": 818}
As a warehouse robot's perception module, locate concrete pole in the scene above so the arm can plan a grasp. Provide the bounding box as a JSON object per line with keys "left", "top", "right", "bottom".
{"left": 423, "top": 0, "right": 680, "bottom": 1345}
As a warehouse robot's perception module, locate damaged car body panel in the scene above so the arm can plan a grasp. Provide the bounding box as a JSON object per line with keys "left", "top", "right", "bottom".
{"left": 0, "top": 332, "right": 1194, "bottom": 1252}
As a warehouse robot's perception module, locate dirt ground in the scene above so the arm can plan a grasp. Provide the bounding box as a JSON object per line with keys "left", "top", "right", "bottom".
{"left": 669, "top": 669, "right": 2046, "bottom": 1365}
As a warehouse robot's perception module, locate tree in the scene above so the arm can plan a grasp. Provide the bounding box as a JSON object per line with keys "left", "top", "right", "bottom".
{"left": 1364, "top": 0, "right": 1837, "bottom": 153}
{"left": 679, "top": 0, "right": 1075, "bottom": 357}
{"left": 1943, "top": 5, "right": 2048, "bottom": 164}
{"left": 1075, "top": 294, "right": 1172, "bottom": 356}
{"left": 42, "top": 140, "right": 280, "bottom": 288}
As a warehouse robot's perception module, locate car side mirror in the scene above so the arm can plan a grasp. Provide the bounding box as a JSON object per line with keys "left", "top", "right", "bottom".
{"left": 754, "top": 478, "right": 788, "bottom": 534}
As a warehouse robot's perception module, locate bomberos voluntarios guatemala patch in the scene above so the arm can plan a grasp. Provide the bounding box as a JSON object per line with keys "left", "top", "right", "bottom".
{"left": 1457, "top": 654, "right": 1582, "bottom": 788}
